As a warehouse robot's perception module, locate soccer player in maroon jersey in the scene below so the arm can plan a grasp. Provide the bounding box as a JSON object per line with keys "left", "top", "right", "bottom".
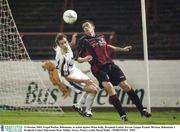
{"left": 76, "top": 20, "right": 151, "bottom": 121}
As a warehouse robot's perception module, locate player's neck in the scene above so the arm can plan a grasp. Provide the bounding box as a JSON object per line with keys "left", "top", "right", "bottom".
{"left": 87, "top": 32, "right": 95, "bottom": 37}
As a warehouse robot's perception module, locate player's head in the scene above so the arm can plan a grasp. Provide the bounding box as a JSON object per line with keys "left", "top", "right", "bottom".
{"left": 82, "top": 20, "right": 95, "bottom": 36}
{"left": 55, "top": 33, "right": 68, "bottom": 50}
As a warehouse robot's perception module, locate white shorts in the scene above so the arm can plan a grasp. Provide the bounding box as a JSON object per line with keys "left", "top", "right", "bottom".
{"left": 68, "top": 67, "right": 89, "bottom": 81}
{"left": 58, "top": 67, "right": 89, "bottom": 93}
{"left": 61, "top": 77, "right": 82, "bottom": 93}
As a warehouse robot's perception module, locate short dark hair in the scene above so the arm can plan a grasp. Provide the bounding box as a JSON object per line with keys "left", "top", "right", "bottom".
{"left": 81, "top": 20, "right": 95, "bottom": 26}
{"left": 55, "top": 33, "right": 67, "bottom": 44}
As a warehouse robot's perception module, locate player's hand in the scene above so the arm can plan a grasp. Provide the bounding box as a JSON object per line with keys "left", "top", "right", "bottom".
{"left": 84, "top": 55, "right": 93, "bottom": 62}
{"left": 123, "top": 46, "right": 132, "bottom": 52}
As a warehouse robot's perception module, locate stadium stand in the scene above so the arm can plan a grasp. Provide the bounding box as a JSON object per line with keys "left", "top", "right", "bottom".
{"left": 8, "top": 0, "right": 180, "bottom": 60}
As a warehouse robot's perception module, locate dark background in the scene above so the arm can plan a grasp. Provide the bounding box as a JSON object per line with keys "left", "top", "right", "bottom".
{"left": 8, "top": 0, "right": 180, "bottom": 60}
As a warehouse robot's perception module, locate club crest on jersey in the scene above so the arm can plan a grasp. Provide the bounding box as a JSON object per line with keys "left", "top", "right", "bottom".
{"left": 98, "top": 37, "right": 106, "bottom": 46}
{"left": 87, "top": 36, "right": 106, "bottom": 47}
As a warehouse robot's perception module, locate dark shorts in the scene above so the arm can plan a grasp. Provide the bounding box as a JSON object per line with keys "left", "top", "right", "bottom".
{"left": 93, "top": 63, "right": 126, "bottom": 88}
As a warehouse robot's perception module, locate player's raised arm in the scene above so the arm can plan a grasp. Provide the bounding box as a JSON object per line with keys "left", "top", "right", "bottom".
{"left": 69, "top": 33, "right": 78, "bottom": 48}
{"left": 108, "top": 45, "right": 132, "bottom": 52}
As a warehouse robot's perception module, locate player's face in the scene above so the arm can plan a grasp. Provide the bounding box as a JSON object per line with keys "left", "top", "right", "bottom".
{"left": 58, "top": 37, "right": 68, "bottom": 50}
{"left": 82, "top": 22, "right": 95, "bottom": 36}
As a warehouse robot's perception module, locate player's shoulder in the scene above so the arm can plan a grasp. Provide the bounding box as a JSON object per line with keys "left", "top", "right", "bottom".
{"left": 79, "top": 35, "right": 87, "bottom": 41}
{"left": 78, "top": 35, "right": 89, "bottom": 46}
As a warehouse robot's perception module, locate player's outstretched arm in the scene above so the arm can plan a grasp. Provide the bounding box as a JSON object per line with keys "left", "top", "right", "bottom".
{"left": 108, "top": 45, "right": 132, "bottom": 52}
{"left": 69, "top": 33, "right": 78, "bottom": 48}
{"left": 77, "top": 55, "right": 92, "bottom": 63}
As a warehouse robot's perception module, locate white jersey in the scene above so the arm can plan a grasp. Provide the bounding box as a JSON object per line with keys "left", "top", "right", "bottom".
{"left": 55, "top": 45, "right": 89, "bottom": 93}
{"left": 55, "top": 45, "right": 76, "bottom": 76}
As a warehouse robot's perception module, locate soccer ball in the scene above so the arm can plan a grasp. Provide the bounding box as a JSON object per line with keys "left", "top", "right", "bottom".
{"left": 63, "top": 10, "right": 77, "bottom": 24}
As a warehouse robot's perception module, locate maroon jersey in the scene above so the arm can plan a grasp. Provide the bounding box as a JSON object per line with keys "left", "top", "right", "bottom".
{"left": 77, "top": 34, "right": 113, "bottom": 73}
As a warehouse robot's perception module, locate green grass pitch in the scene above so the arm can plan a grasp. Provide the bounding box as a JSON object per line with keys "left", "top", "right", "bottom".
{"left": 0, "top": 111, "right": 180, "bottom": 125}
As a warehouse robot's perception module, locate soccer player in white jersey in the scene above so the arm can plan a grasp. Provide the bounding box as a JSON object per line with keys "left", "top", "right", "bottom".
{"left": 54, "top": 33, "right": 98, "bottom": 117}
